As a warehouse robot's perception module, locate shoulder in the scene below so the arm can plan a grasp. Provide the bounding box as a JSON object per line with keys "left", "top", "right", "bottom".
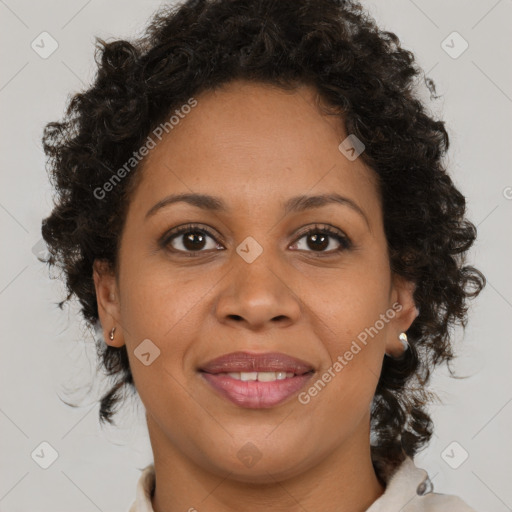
{"left": 128, "top": 464, "right": 155, "bottom": 512}
{"left": 366, "top": 456, "right": 478, "bottom": 512}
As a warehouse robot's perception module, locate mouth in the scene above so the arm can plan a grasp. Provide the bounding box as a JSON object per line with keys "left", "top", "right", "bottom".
{"left": 198, "top": 351, "right": 315, "bottom": 409}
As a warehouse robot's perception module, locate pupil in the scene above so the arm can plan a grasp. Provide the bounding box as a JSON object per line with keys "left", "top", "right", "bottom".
{"left": 184, "top": 232, "right": 206, "bottom": 251}
{"left": 308, "top": 233, "right": 328, "bottom": 251}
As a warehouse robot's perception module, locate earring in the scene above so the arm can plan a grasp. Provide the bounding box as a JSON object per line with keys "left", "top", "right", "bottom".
{"left": 385, "top": 332, "right": 410, "bottom": 359}
{"left": 399, "top": 332, "right": 409, "bottom": 351}
{"left": 109, "top": 327, "right": 116, "bottom": 341}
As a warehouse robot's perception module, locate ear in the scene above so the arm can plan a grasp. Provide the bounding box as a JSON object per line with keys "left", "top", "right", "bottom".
{"left": 92, "top": 259, "right": 125, "bottom": 348}
{"left": 385, "top": 274, "right": 419, "bottom": 358}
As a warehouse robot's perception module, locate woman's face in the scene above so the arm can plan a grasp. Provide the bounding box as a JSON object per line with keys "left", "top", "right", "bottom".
{"left": 94, "top": 79, "right": 417, "bottom": 482}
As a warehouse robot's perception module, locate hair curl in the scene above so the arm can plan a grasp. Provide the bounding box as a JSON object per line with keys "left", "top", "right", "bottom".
{"left": 41, "top": 0, "right": 485, "bottom": 481}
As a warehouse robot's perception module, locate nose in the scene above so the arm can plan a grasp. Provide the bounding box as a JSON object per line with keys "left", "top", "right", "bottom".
{"left": 214, "top": 254, "right": 302, "bottom": 331}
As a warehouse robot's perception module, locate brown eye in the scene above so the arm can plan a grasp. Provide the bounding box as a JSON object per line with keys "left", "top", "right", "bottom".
{"left": 161, "top": 224, "right": 223, "bottom": 255}
{"left": 177, "top": 231, "right": 209, "bottom": 251}
{"left": 291, "top": 225, "right": 351, "bottom": 254}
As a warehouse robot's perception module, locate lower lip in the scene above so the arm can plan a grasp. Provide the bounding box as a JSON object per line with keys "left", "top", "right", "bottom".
{"left": 200, "top": 372, "right": 314, "bottom": 408}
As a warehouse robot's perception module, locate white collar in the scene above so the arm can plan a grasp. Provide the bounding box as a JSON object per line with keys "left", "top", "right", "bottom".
{"left": 128, "top": 456, "right": 476, "bottom": 512}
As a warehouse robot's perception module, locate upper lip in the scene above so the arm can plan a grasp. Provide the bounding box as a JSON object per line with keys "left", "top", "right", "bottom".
{"left": 199, "top": 351, "right": 315, "bottom": 375}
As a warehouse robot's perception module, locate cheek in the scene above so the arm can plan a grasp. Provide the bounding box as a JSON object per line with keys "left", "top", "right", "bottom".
{"left": 117, "top": 258, "right": 222, "bottom": 398}
{"left": 117, "top": 267, "right": 201, "bottom": 417}
{"left": 307, "top": 254, "right": 391, "bottom": 344}
{"left": 302, "top": 255, "right": 390, "bottom": 404}
{"left": 119, "top": 261, "right": 205, "bottom": 339}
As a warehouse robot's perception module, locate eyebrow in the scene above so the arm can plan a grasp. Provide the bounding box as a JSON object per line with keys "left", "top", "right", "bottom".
{"left": 145, "top": 192, "right": 369, "bottom": 227}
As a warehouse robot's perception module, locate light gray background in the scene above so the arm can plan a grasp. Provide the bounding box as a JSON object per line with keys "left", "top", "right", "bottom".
{"left": 1, "top": 0, "right": 511, "bottom": 511}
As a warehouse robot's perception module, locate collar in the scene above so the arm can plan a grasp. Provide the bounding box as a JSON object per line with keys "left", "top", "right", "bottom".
{"left": 128, "top": 456, "right": 475, "bottom": 512}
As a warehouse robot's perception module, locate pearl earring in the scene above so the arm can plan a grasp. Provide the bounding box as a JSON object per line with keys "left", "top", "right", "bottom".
{"left": 385, "top": 332, "right": 410, "bottom": 359}
{"left": 399, "top": 332, "right": 409, "bottom": 350}
{"left": 109, "top": 327, "right": 116, "bottom": 341}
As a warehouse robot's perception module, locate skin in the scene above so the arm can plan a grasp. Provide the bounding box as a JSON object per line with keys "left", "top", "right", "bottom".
{"left": 93, "top": 79, "right": 418, "bottom": 512}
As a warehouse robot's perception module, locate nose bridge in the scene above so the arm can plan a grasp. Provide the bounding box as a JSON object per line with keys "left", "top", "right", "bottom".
{"left": 214, "top": 240, "right": 301, "bottom": 329}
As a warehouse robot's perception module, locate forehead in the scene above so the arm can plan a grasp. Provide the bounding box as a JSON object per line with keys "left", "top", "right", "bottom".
{"left": 128, "top": 80, "right": 380, "bottom": 223}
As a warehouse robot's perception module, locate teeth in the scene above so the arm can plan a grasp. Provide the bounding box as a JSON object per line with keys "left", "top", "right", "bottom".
{"left": 240, "top": 372, "right": 257, "bottom": 381}
{"left": 257, "top": 371, "right": 279, "bottom": 382}
{"left": 224, "top": 371, "right": 295, "bottom": 381}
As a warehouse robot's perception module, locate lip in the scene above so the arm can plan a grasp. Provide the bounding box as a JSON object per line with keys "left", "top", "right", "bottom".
{"left": 199, "top": 351, "right": 315, "bottom": 408}
{"left": 199, "top": 351, "right": 315, "bottom": 374}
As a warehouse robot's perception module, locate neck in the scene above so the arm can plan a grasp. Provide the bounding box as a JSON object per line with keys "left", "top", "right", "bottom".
{"left": 148, "top": 415, "right": 385, "bottom": 512}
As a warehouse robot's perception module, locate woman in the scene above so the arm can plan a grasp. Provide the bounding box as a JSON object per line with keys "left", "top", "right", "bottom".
{"left": 40, "top": 0, "right": 485, "bottom": 510}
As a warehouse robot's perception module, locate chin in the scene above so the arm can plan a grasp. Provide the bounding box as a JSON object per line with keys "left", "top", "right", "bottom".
{"left": 200, "top": 441, "right": 319, "bottom": 484}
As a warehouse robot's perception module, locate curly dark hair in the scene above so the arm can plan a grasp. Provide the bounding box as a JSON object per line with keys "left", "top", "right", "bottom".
{"left": 40, "top": 0, "right": 485, "bottom": 481}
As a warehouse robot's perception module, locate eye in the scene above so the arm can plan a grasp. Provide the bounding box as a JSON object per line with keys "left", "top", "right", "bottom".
{"left": 160, "top": 223, "right": 223, "bottom": 255}
{"left": 290, "top": 224, "right": 352, "bottom": 254}
{"left": 160, "top": 223, "right": 352, "bottom": 257}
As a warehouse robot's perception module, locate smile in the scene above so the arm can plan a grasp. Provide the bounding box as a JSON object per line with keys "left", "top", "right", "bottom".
{"left": 200, "top": 371, "right": 314, "bottom": 408}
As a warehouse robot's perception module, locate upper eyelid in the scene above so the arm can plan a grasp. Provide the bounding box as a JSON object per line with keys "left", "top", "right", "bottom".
{"left": 293, "top": 223, "right": 347, "bottom": 239}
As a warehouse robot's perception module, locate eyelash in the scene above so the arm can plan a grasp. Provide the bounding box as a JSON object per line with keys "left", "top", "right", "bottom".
{"left": 159, "top": 223, "right": 352, "bottom": 257}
